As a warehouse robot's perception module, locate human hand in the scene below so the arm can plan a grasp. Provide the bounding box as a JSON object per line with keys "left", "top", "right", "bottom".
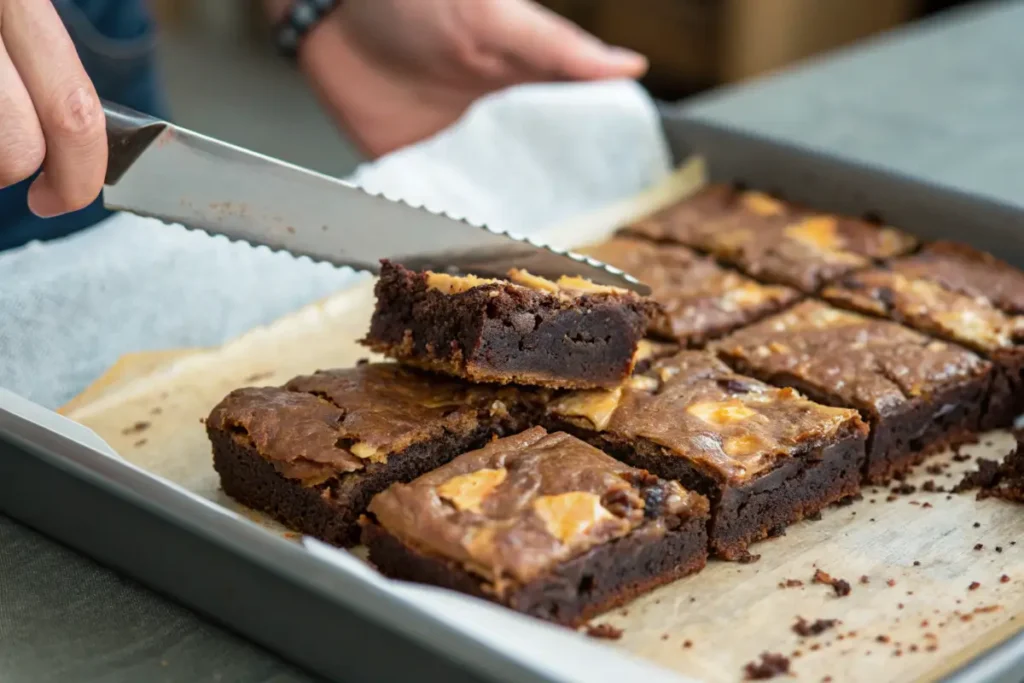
{"left": 0, "top": 0, "right": 106, "bottom": 217}
{"left": 269, "top": 0, "right": 648, "bottom": 158}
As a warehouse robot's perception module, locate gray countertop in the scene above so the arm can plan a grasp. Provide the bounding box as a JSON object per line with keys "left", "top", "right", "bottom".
{"left": 3, "top": 2, "right": 1023, "bottom": 681}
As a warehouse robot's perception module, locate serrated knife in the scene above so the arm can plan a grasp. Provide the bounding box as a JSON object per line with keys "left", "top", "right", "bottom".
{"left": 102, "top": 101, "right": 648, "bottom": 294}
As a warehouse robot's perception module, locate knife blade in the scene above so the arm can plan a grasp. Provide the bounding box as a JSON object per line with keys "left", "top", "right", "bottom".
{"left": 102, "top": 101, "right": 649, "bottom": 294}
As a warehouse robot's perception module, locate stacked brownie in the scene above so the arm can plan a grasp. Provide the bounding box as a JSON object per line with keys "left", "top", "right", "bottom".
{"left": 207, "top": 183, "right": 1024, "bottom": 626}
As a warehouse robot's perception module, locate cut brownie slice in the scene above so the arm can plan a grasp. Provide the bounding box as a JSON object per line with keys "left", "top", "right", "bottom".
{"left": 362, "top": 260, "right": 655, "bottom": 389}
{"left": 362, "top": 427, "right": 709, "bottom": 626}
{"left": 823, "top": 267, "right": 1024, "bottom": 428}
{"left": 892, "top": 241, "right": 1024, "bottom": 316}
{"left": 624, "top": 184, "right": 916, "bottom": 292}
{"left": 207, "top": 363, "right": 540, "bottom": 546}
{"left": 583, "top": 236, "right": 799, "bottom": 345}
{"left": 544, "top": 351, "right": 867, "bottom": 559}
{"left": 713, "top": 301, "right": 992, "bottom": 483}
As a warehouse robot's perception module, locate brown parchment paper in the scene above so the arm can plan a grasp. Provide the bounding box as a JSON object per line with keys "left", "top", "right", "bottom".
{"left": 63, "top": 159, "right": 1024, "bottom": 683}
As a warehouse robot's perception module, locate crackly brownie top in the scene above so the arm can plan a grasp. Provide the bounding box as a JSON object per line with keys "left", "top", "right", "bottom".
{"left": 584, "top": 236, "right": 799, "bottom": 343}
{"left": 548, "top": 351, "right": 865, "bottom": 484}
{"left": 713, "top": 300, "right": 991, "bottom": 419}
{"left": 824, "top": 268, "right": 1024, "bottom": 355}
{"left": 625, "top": 184, "right": 916, "bottom": 292}
{"left": 207, "top": 364, "right": 521, "bottom": 486}
{"left": 891, "top": 241, "right": 1024, "bottom": 315}
{"left": 368, "top": 428, "right": 707, "bottom": 587}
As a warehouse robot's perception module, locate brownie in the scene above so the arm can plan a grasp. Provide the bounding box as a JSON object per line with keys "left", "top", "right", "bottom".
{"left": 362, "top": 260, "right": 655, "bottom": 389}
{"left": 892, "top": 241, "right": 1024, "bottom": 315}
{"left": 625, "top": 184, "right": 917, "bottom": 292}
{"left": 824, "top": 267, "right": 1024, "bottom": 428}
{"left": 545, "top": 351, "right": 868, "bottom": 559}
{"left": 207, "top": 363, "right": 541, "bottom": 546}
{"left": 583, "top": 236, "right": 800, "bottom": 345}
{"left": 713, "top": 301, "right": 993, "bottom": 483}
{"left": 362, "top": 427, "right": 709, "bottom": 626}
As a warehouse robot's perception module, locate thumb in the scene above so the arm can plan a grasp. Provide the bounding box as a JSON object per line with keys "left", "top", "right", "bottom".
{"left": 495, "top": 1, "right": 648, "bottom": 82}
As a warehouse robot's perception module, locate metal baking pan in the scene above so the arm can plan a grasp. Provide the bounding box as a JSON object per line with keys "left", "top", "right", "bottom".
{"left": 3, "top": 105, "right": 1024, "bottom": 683}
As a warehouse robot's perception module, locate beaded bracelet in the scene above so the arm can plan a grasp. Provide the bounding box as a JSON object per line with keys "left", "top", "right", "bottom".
{"left": 273, "top": 0, "right": 341, "bottom": 59}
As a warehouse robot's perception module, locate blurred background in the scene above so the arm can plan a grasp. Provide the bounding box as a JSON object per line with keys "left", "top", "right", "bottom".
{"left": 151, "top": 0, "right": 980, "bottom": 179}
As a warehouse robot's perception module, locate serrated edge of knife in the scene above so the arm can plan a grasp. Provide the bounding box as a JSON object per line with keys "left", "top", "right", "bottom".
{"left": 108, "top": 184, "right": 650, "bottom": 294}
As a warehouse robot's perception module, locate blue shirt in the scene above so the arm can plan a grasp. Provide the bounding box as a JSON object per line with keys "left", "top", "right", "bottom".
{"left": 0, "top": 0, "right": 165, "bottom": 251}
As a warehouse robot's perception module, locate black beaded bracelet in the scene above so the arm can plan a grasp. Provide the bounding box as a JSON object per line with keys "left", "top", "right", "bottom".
{"left": 274, "top": 0, "right": 341, "bottom": 59}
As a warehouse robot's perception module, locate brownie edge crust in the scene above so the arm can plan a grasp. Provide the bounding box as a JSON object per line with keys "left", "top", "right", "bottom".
{"left": 362, "top": 515, "right": 707, "bottom": 627}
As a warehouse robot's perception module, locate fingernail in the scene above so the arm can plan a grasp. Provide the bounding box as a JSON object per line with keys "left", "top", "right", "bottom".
{"left": 27, "top": 174, "right": 62, "bottom": 218}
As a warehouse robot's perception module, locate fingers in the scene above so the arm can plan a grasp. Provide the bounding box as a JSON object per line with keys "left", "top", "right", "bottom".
{"left": 2, "top": 0, "right": 106, "bottom": 217}
{"left": 493, "top": 1, "right": 648, "bottom": 82}
{"left": 0, "top": 41, "right": 45, "bottom": 189}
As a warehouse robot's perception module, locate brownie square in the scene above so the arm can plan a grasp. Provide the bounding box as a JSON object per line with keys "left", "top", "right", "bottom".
{"left": 362, "top": 261, "right": 655, "bottom": 389}
{"left": 207, "top": 363, "right": 541, "bottom": 546}
{"left": 583, "top": 236, "right": 800, "bottom": 345}
{"left": 361, "top": 427, "right": 709, "bottom": 626}
{"left": 713, "top": 301, "right": 993, "bottom": 483}
{"left": 624, "top": 184, "right": 917, "bottom": 292}
{"left": 545, "top": 351, "right": 868, "bottom": 559}
{"left": 824, "top": 267, "right": 1024, "bottom": 429}
{"left": 889, "top": 241, "right": 1024, "bottom": 316}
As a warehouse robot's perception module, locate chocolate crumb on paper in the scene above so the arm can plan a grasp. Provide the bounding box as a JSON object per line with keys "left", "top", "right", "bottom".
{"left": 779, "top": 579, "right": 804, "bottom": 589}
{"left": 584, "top": 623, "right": 623, "bottom": 640}
{"left": 813, "top": 569, "right": 851, "bottom": 596}
{"left": 969, "top": 582, "right": 981, "bottom": 591}
{"left": 121, "top": 420, "right": 150, "bottom": 435}
{"left": 793, "top": 617, "right": 838, "bottom": 637}
{"left": 744, "top": 652, "right": 791, "bottom": 680}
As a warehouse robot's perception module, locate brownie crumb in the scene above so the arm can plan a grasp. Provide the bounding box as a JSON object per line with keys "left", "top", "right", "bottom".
{"left": 585, "top": 623, "right": 623, "bottom": 640}
{"left": 952, "top": 452, "right": 972, "bottom": 463}
{"left": 997, "top": 546, "right": 1004, "bottom": 553}
{"left": 922, "top": 502, "right": 933, "bottom": 508}
{"left": 199, "top": 417, "right": 206, "bottom": 424}
{"left": 910, "top": 644, "right": 919, "bottom": 653}
{"left": 969, "top": 581, "right": 981, "bottom": 591}
{"left": 738, "top": 550, "right": 761, "bottom": 564}
{"left": 974, "top": 522, "right": 981, "bottom": 528}
{"left": 913, "top": 561, "right": 921, "bottom": 566}
{"left": 683, "top": 640, "right": 693, "bottom": 649}
{"left": 974, "top": 543, "right": 984, "bottom": 551}
{"left": 836, "top": 493, "right": 863, "bottom": 506}
{"left": 860, "top": 575, "right": 870, "bottom": 584}
{"left": 743, "top": 652, "right": 791, "bottom": 680}
{"left": 876, "top": 635, "right": 891, "bottom": 643}
{"left": 1001, "top": 575, "right": 1011, "bottom": 584}
{"left": 121, "top": 420, "right": 150, "bottom": 435}
{"left": 891, "top": 483, "right": 916, "bottom": 495}
{"left": 887, "top": 579, "right": 897, "bottom": 587}
{"left": 959, "top": 439, "right": 1024, "bottom": 503}
{"left": 974, "top": 605, "right": 1001, "bottom": 614}
{"left": 921, "top": 480, "right": 945, "bottom": 493}
{"left": 779, "top": 579, "right": 804, "bottom": 588}
{"left": 813, "top": 569, "right": 851, "bottom": 597}
{"left": 926, "top": 464, "right": 944, "bottom": 475}
{"left": 885, "top": 495, "right": 898, "bottom": 502}
{"left": 793, "top": 617, "right": 838, "bottom": 637}
{"left": 661, "top": 634, "right": 669, "bottom": 641}
{"left": 806, "top": 511, "right": 823, "bottom": 521}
